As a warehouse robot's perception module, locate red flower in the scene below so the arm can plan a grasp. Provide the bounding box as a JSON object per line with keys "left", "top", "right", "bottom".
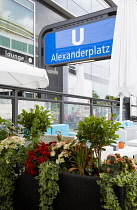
{"left": 28, "top": 150, "right": 35, "bottom": 156}
{"left": 24, "top": 141, "right": 50, "bottom": 175}
{"left": 43, "top": 151, "right": 50, "bottom": 156}
{"left": 38, "top": 157, "right": 46, "bottom": 164}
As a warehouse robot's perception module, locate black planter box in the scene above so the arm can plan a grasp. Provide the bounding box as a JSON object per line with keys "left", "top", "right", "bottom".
{"left": 13, "top": 171, "right": 39, "bottom": 210}
{"left": 114, "top": 185, "right": 126, "bottom": 210}
{"left": 13, "top": 172, "right": 125, "bottom": 210}
{"left": 53, "top": 173, "right": 104, "bottom": 210}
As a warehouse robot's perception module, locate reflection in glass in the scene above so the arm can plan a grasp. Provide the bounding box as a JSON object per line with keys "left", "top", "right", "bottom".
{"left": 1, "top": 0, "right": 34, "bottom": 56}
{"left": 0, "top": 99, "right": 12, "bottom": 121}
{"left": 113, "top": 107, "right": 120, "bottom": 121}
{"left": 2, "top": 0, "right": 34, "bottom": 33}
{"left": 18, "top": 101, "right": 60, "bottom": 124}
{"left": 13, "top": 0, "right": 34, "bottom": 11}
{"left": 64, "top": 104, "right": 90, "bottom": 131}
{"left": 93, "top": 106, "right": 111, "bottom": 120}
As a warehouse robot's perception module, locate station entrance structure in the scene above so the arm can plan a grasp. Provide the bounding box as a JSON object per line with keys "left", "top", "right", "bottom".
{"left": 38, "top": 7, "right": 117, "bottom": 68}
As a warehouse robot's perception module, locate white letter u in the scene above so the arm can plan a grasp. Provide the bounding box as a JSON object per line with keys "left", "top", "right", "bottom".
{"left": 72, "top": 28, "right": 84, "bottom": 46}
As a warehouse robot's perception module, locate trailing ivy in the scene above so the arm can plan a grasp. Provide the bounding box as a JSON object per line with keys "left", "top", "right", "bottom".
{"left": 0, "top": 161, "right": 15, "bottom": 210}
{"left": 122, "top": 173, "right": 137, "bottom": 210}
{"left": 37, "top": 161, "right": 60, "bottom": 210}
{"left": 97, "top": 172, "right": 137, "bottom": 210}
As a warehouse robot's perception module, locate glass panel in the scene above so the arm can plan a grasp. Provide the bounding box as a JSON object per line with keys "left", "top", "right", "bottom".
{"left": 113, "top": 107, "right": 120, "bottom": 121}
{"left": 11, "top": 40, "right": 27, "bottom": 53}
{"left": 95, "top": 100, "right": 111, "bottom": 105}
{"left": 0, "top": 35, "right": 10, "bottom": 48}
{"left": 68, "top": 0, "right": 87, "bottom": 16}
{"left": 52, "top": 0, "right": 68, "bottom": 10}
{"left": 18, "top": 100, "right": 60, "bottom": 124}
{"left": 92, "top": 60, "right": 110, "bottom": 80}
{"left": 97, "top": 0, "right": 109, "bottom": 8}
{"left": 51, "top": 102, "right": 60, "bottom": 123}
{"left": 13, "top": 0, "right": 34, "bottom": 11}
{"left": 73, "top": 0, "right": 92, "bottom": 13}
{"left": 28, "top": 44, "right": 34, "bottom": 55}
{"left": 0, "top": 99, "right": 12, "bottom": 121}
{"left": 24, "top": 92, "right": 34, "bottom": 98}
{"left": 64, "top": 104, "right": 90, "bottom": 132}
{"left": 112, "top": 100, "right": 120, "bottom": 106}
{"left": 92, "top": 0, "right": 109, "bottom": 13}
{"left": 2, "top": 0, "right": 34, "bottom": 33}
{"left": 93, "top": 106, "right": 111, "bottom": 120}
{"left": 65, "top": 96, "right": 89, "bottom": 104}
{"left": 122, "top": 107, "right": 126, "bottom": 121}
{"left": 1, "top": 0, "right": 34, "bottom": 57}
{"left": 0, "top": 89, "right": 12, "bottom": 96}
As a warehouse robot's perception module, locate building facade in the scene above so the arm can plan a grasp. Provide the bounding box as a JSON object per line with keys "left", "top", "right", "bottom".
{"left": 0, "top": 0, "right": 116, "bottom": 96}
{"left": 0, "top": 0, "right": 122, "bottom": 122}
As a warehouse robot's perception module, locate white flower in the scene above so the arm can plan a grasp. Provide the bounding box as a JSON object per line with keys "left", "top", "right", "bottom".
{"left": 50, "top": 150, "right": 56, "bottom": 157}
{"left": 56, "top": 141, "right": 65, "bottom": 148}
{"left": 0, "top": 136, "right": 25, "bottom": 154}
{"left": 59, "top": 150, "right": 69, "bottom": 158}
{"left": 64, "top": 144, "right": 70, "bottom": 150}
{"left": 56, "top": 157, "right": 65, "bottom": 164}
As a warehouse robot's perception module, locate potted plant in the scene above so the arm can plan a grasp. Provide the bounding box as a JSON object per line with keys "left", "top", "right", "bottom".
{"left": 13, "top": 139, "right": 80, "bottom": 210}
{"left": 11, "top": 135, "right": 137, "bottom": 210}
{"left": 5, "top": 114, "right": 137, "bottom": 210}
{"left": 0, "top": 135, "right": 25, "bottom": 210}
{"left": 17, "top": 104, "right": 55, "bottom": 147}
{"left": 97, "top": 153, "right": 137, "bottom": 210}
{"left": 74, "top": 115, "right": 122, "bottom": 173}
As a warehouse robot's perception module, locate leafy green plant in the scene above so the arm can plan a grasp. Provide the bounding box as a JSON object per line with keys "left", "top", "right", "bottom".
{"left": 0, "top": 117, "right": 17, "bottom": 140}
{"left": 75, "top": 115, "right": 122, "bottom": 173}
{"left": 0, "top": 136, "right": 26, "bottom": 210}
{"left": 17, "top": 105, "right": 55, "bottom": 146}
{"left": 92, "top": 90, "right": 100, "bottom": 98}
{"left": 97, "top": 154, "right": 137, "bottom": 210}
{"left": 0, "top": 160, "right": 15, "bottom": 210}
{"left": 37, "top": 161, "right": 60, "bottom": 210}
{"left": 97, "top": 172, "right": 137, "bottom": 210}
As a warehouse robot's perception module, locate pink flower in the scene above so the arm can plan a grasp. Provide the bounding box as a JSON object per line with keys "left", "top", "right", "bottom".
{"left": 107, "top": 168, "right": 111, "bottom": 173}
{"left": 106, "top": 160, "right": 111, "bottom": 164}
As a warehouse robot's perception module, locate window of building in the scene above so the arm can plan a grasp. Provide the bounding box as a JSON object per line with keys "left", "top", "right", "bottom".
{"left": 51, "top": 0, "right": 110, "bottom": 16}
{"left": 69, "top": 65, "right": 76, "bottom": 75}
{"left": 0, "top": 0, "right": 35, "bottom": 61}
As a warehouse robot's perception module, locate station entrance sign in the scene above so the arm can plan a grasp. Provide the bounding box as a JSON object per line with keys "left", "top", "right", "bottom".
{"left": 44, "top": 17, "right": 116, "bottom": 66}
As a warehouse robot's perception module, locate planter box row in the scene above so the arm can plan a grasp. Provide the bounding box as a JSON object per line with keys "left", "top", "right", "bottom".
{"left": 13, "top": 172, "right": 125, "bottom": 210}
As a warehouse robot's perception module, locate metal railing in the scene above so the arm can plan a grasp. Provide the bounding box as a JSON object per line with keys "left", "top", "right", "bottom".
{"left": 0, "top": 84, "right": 120, "bottom": 131}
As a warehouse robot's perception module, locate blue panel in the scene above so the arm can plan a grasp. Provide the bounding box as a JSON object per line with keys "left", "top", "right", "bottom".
{"left": 69, "top": 132, "right": 76, "bottom": 136}
{"left": 51, "top": 124, "right": 69, "bottom": 136}
{"left": 45, "top": 127, "right": 52, "bottom": 134}
{"left": 125, "top": 121, "right": 134, "bottom": 127}
{"left": 44, "top": 17, "right": 116, "bottom": 65}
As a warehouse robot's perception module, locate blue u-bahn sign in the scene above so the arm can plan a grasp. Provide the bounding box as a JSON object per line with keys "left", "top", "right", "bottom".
{"left": 44, "top": 17, "right": 115, "bottom": 66}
